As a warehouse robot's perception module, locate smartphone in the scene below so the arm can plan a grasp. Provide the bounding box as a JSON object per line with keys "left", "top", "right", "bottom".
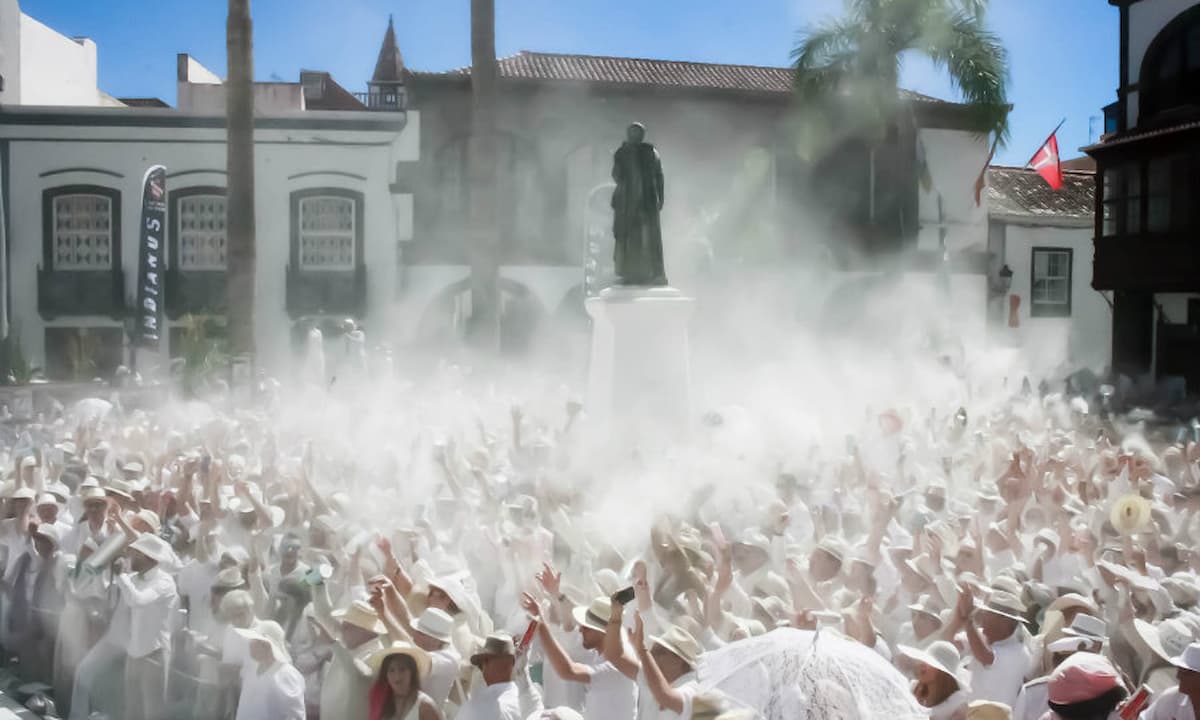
{"left": 613, "top": 586, "right": 635, "bottom": 605}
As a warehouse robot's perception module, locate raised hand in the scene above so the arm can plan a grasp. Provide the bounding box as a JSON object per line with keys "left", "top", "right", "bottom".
{"left": 536, "top": 562, "right": 561, "bottom": 596}
{"left": 631, "top": 612, "right": 646, "bottom": 651}
{"left": 520, "top": 591, "right": 543, "bottom": 619}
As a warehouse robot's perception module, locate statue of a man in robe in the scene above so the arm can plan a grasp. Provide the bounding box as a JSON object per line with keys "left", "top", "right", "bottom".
{"left": 610, "top": 123, "right": 667, "bottom": 286}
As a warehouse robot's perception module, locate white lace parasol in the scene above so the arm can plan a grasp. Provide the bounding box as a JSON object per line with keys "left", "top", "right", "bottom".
{"left": 697, "top": 628, "right": 929, "bottom": 720}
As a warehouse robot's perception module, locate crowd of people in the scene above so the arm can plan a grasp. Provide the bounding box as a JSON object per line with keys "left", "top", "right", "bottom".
{"left": 1, "top": 377, "right": 1200, "bottom": 720}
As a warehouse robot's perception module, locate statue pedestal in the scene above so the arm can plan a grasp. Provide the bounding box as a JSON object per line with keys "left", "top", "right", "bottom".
{"left": 585, "top": 286, "right": 696, "bottom": 441}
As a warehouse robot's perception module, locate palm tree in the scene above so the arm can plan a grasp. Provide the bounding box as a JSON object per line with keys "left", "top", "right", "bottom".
{"left": 226, "top": 0, "right": 256, "bottom": 360}
{"left": 467, "top": 0, "right": 500, "bottom": 348}
{"left": 792, "top": 0, "right": 1009, "bottom": 148}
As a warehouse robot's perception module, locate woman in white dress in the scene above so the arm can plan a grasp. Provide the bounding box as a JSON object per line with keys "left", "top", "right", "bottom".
{"left": 368, "top": 642, "right": 443, "bottom": 720}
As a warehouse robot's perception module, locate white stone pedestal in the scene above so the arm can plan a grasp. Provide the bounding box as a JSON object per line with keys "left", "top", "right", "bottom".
{"left": 585, "top": 286, "right": 696, "bottom": 440}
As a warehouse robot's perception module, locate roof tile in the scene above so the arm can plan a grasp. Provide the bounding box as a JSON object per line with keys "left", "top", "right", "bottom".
{"left": 987, "top": 166, "right": 1094, "bottom": 220}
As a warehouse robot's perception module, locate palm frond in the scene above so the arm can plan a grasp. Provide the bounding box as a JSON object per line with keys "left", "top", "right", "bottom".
{"left": 792, "top": 19, "right": 862, "bottom": 101}
{"left": 918, "top": 8, "right": 1010, "bottom": 142}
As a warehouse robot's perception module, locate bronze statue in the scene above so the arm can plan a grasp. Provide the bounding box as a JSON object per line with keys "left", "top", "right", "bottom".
{"left": 611, "top": 123, "right": 667, "bottom": 286}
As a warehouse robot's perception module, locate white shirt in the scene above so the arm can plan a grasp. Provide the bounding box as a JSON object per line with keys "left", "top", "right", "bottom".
{"left": 425, "top": 645, "right": 462, "bottom": 709}
{"left": 177, "top": 558, "right": 219, "bottom": 638}
{"left": 236, "top": 660, "right": 306, "bottom": 720}
{"left": 115, "top": 566, "right": 179, "bottom": 658}
{"left": 582, "top": 653, "right": 638, "bottom": 720}
{"left": 929, "top": 688, "right": 971, "bottom": 720}
{"left": 1141, "top": 688, "right": 1196, "bottom": 720}
{"left": 638, "top": 671, "right": 698, "bottom": 720}
{"left": 968, "top": 628, "right": 1031, "bottom": 708}
{"left": 458, "top": 680, "right": 522, "bottom": 720}
{"left": 1012, "top": 676, "right": 1049, "bottom": 720}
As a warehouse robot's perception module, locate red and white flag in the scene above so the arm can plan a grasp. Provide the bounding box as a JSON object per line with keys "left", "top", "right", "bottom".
{"left": 1028, "top": 131, "right": 1064, "bottom": 190}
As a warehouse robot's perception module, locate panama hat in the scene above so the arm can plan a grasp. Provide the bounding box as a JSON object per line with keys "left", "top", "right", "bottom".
{"left": 903, "top": 553, "right": 940, "bottom": 583}
{"left": 1171, "top": 642, "right": 1200, "bottom": 673}
{"left": 235, "top": 620, "right": 290, "bottom": 664}
{"left": 105, "top": 479, "right": 135, "bottom": 502}
{"left": 128, "top": 534, "right": 177, "bottom": 568}
{"left": 907, "top": 594, "right": 944, "bottom": 621}
{"left": 332, "top": 600, "right": 386, "bottom": 635}
{"left": 1134, "top": 618, "right": 1193, "bottom": 664}
{"left": 898, "top": 641, "right": 967, "bottom": 688}
{"left": 470, "top": 633, "right": 517, "bottom": 668}
{"left": 10, "top": 487, "right": 35, "bottom": 501}
{"left": 573, "top": 597, "right": 613, "bottom": 633}
{"left": 369, "top": 641, "right": 431, "bottom": 678}
{"left": 976, "top": 591, "right": 1028, "bottom": 624}
{"left": 966, "top": 701, "right": 1012, "bottom": 720}
{"left": 1047, "top": 593, "right": 1098, "bottom": 617}
{"left": 413, "top": 608, "right": 454, "bottom": 644}
{"left": 213, "top": 567, "right": 247, "bottom": 590}
{"left": 650, "top": 625, "right": 702, "bottom": 666}
{"left": 35, "top": 493, "right": 58, "bottom": 508}
{"left": 1060, "top": 613, "right": 1107, "bottom": 642}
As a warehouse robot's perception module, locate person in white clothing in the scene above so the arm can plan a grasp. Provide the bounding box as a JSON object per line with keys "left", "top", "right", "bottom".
{"left": 115, "top": 532, "right": 180, "bottom": 720}
{"left": 370, "top": 575, "right": 464, "bottom": 710}
{"left": 945, "top": 588, "right": 1031, "bottom": 709}
{"left": 522, "top": 593, "right": 638, "bottom": 720}
{"left": 627, "top": 614, "right": 701, "bottom": 720}
{"left": 365, "top": 641, "right": 441, "bottom": 720}
{"left": 1141, "top": 642, "right": 1200, "bottom": 719}
{"left": 234, "top": 620, "right": 306, "bottom": 720}
{"left": 459, "top": 634, "right": 522, "bottom": 720}
{"left": 896, "top": 641, "right": 972, "bottom": 720}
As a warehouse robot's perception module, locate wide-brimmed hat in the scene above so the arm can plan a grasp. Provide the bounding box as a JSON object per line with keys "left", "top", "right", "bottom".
{"left": 1171, "top": 642, "right": 1200, "bottom": 673}
{"left": 907, "top": 594, "right": 944, "bottom": 622}
{"left": 235, "top": 620, "right": 290, "bottom": 664}
{"left": 903, "top": 553, "right": 940, "bottom": 583}
{"left": 413, "top": 608, "right": 454, "bottom": 644}
{"left": 213, "top": 567, "right": 246, "bottom": 590}
{"left": 976, "top": 591, "right": 1028, "bottom": 624}
{"left": 470, "top": 633, "right": 516, "bottom": 668}
{"left": 426, "top": 574, "right": 473, "bottom": 616}
{"left": 1110, "top": 494, "right": 1152, "bottom": 536}
{"left": 134, "top": 509, "right": 161, "bottom": 535}
{"left": 369, "top": 641, "right": 431, "bottom": 678}
{"left": 1134, "top": 618, "right": 1193, "bottom": 663}
{"left": 898, "top": 641, "right": 967, "bottom": 688}
{"left": 572, "top": 597, "right": 613, "bottom": 633}
{"left": 10, "top": 487, "right": 35, "bottom": 501}
{"left": 650, "top": 625, "right": 702, "bottom": 666}
{"left": 1060, "top": 613, "right": 1107, "bottom": 642}
{"left": 1047, "top": 593, "right": 1098, "bottom": 617}
{"left": 80, "top": 486, "right": 107, "bottom": 504}
{"left": 332, "top": 600, "right": 386, "bottom": 635}
{"left": 129, "top": 533, "right": 177, "bottom": 567}
{"left": 105, "top": 479, "right": 135, "bottom": 502}
{"left": 35, "top": 493, "right": 58, "bottom": 508}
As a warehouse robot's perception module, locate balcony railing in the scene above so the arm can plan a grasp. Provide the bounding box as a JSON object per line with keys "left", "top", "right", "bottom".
{"left": 38, "top": 267, "right": 126, "bottom": 320}
{"left": 352, "top": 91, "right": 407, "bottom": 111}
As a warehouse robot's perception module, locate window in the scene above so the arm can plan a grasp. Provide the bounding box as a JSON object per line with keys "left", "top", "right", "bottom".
{"left": 177, "top": 194, "right": 227, "bottom": 270}
{"left": 1101, "top": 164, "right": 1142, "bottom": 237}
{"left": 50, "top": 194, "right": 114, "bottom": 270}
{"left": 1140, "top": 6, "right": 1200, "bottom": 118}
{"left": 1031, "top": 248, "right": 1072, "bottom": 318}
{"left": 1148, "top": 159, "right": 1171, "bottom": 233}
{"left": 298, "top": 196, "right": 356, "bottom": 270}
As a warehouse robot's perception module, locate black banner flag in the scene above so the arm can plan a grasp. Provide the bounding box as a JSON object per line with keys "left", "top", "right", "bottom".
{"left": 134, "top": 165, "right": 166, "bottom": 348}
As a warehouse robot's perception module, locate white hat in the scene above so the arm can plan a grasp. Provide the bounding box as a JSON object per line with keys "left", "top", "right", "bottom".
{"left": 32, "top": 523, "right": 60, "bottom": 547}
{"left": 35, "top": 493, "right": 58, "bottom": 508}
{"left": 1061, "top": 613, "right": 1107, "bottom": 642}
{"left": 413, "top": 608, "right": 454, "bottom": 644}
{"left": 572, "top": 597, "right": 613, "bottom": 633}
{"left": 128, "top": 533, "right": 177, "bottom": 568}
{"left": 898, "top": 641, "right": 967, "bottom": 688}
{"left": 1170, "top": 642, "right": 1200, "bottom": 673}
{"left": 11, "top": 487, "right": 36, "bottom": 501}
{"left": 332, "top": 600, "right": 386, "bottom": 635}
{"left": 368, "top": 641, "right": 431, "bottom": 678}
{"left": 907, "top": 594, "right": 944, "bottom": 622}
{"left": 976, "top": 591, "right": 1028, "bottom": 624}
{"left": 650, "top": 625, "right": 702, "bottom": 666}
{"left": 1134, "top": 618, "right": 1193, "bottom": 664}
{"left": 234, "top": 620, "right": 290, "bottom": 664}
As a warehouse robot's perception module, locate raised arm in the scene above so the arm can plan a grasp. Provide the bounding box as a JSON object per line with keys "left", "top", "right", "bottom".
{"left": 601, "top": 594, "right": 641, "bottom": 681}
{"left": 632, "top": 613, "right": 686, "bottom": 714}
{"left": 521, "top": 593, "right": 591, "bottom": 684}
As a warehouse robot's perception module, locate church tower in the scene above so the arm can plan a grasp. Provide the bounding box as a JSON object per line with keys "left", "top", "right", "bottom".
{"left": 366, "top": 15, "right": 406, "bottom": 110}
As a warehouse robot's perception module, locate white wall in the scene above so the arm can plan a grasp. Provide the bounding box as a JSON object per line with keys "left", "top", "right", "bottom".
{"left": 918, "top": 129, "right": 990, "bottom": 255}
{"left": 1127, "top": 0, "right": 1200, "bottom": 127}
{"left": 999, "top": 223, "right": 1110, "bottom": 376}
{"left": 179, "top": 82, "right": 306, "bottom": 114}
{"left": 17, "top": 13, "right": 102, "bottom": 106}
{"left": 0, "top": 0, "right": 20, "bottom": 104}
{"left": 0, "top": 109, "right": 418, "bottom": 373}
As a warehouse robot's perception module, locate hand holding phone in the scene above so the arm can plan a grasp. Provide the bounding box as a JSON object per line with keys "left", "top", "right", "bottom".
{"left": 612, "top": 586, "right": 635, "bottom": 606}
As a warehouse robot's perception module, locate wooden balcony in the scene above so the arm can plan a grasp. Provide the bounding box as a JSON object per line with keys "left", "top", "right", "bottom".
{"left": 37, "top": 267, "right": 126, "bottom": 320}
{"left": 285, "top": 264, "right": 367, "bottom": 319}
{"left": 1093, "top": 235, "right": 1200, "bottom": 292}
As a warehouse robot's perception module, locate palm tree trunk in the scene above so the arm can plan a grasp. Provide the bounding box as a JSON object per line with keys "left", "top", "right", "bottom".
{"left": 226, "top": 0, "right": 256, "bottom": 359}
{"left": 468, "top": 0, "right": 500, "bottom": 348}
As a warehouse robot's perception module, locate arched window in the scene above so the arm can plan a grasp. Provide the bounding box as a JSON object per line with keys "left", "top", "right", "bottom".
{"left": 42, "top": 185, "right": 120, "bottom": 271}
{"left": 1139, "top": 6, "right": 1200, "bottom": 121}
{"left": 170, "top": 187, "right": 227, "bottom": 270}
{"left": 290, "top": 189, "right": 363, "bottom": 271}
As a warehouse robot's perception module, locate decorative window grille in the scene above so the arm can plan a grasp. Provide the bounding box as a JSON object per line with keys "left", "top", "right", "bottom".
{"left": 177, "top": 195, "right": 227, "bottom": 270}
{"left": 298, "top": 196, "right": 356, "bottom": 270}
{"left": 51, "top": 194, "right": 113, "bottom": 270}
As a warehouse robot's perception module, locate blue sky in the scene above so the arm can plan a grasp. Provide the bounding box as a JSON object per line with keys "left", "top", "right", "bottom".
{"left": 21, "top": 0, "right": 1117, "bottom": 166}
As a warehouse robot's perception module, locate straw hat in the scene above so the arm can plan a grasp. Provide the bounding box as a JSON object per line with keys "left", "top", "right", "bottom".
{"left": 105, "top": 479, "right": 135, "bottom": 502}
{"left": 898, "top": 641, "right": 967, "bottom": 688}
{"left": 10, "top": 487, "right": 35, "bottom": 501}
{"left": 368, "top": 641, "right": 431, "bottom": 678}
{"left": 412, "top": 608, "right": 454, "bottom": 644}
{"left": 907, "top": 594, "right": 944, "bottom": 622}
{"left": 1134, "top": 618, "right": 1193, "bottom": 664}
{"left": 572, "top": 597, "right": 613, "bottom": 633}
{"left": 235, "top": 620, "right": 290, "bottom": 664}
{"left": 332, "top": 600, "right": 386, "bottom": 635}
{"left": 650, "top": 625, "right": 702, "bottom": 667}
{"left": 976, "top": 591, "right": 1028, "bottom": 624}
{"left": 213, "top": 567, "right": 247, "bottom": 590}
{"left": 1110, "top": 494, "right": 1152, "bottom": 536}
{"left": 470, "top": 633, "right": 516, "bottom": 668}
{"left": 35, "top": 493, "right": 58, "bottom": 508}
{"left": 1047, "top": 593, "right": 1098, "bottom": 617}
{"left": 128, "top": 534, "right": 177, "bottom": 568}
{"left": 965, "top": 700, "right": 1011, "bottom": 720}
{"left": 1061, "top": 613, "right": 1107, "bottom": 642}
{"left": 1171, "top": 642, "right": 1200, "bottom": 673}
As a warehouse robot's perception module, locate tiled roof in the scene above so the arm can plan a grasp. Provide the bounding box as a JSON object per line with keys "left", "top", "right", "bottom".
{"left": 119, "top": 97, "right": 171, "bottom": 108}
{"left": 301, "top": 71, "right": 367, "bottom": 111}
{"left": 1083, "top": 119, "right": 1200, "bottom": 152}
{"left": 987, "top": 165, "right": 1094, "bottom": 221}
{"left": 414, "top": 51, "right": 943, "bottom": 103}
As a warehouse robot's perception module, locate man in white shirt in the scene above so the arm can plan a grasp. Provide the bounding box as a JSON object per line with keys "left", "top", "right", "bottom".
{"left": 1141, "top": 642, "right": 1200, "bottom": 720}
{"left": 627, "top": 615, "right": 701, "bottom": 720}
{"left": 116, "top": 533, "right": 179, "bottom": 720}
{"left": 945, "top": 589, "right": 1030, "bottom": 709}
{"left": 234, "top": 620, "right": 306, "bottom": 720}
{"left": 459, "top": 633, "right": 523, "bottom": 720}
{"left": 522, "top": 593, "right": 638, "bottom": 720}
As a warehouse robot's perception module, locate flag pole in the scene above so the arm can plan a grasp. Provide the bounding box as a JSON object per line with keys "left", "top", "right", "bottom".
{"left": 1026, "top": 118, "right": 1067, "bottom": 168}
